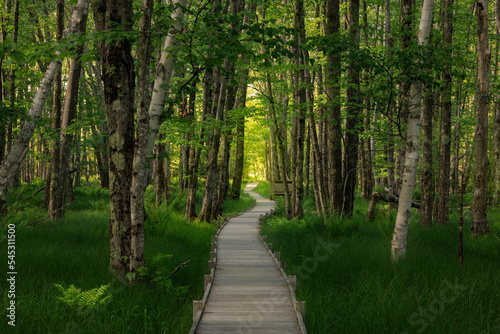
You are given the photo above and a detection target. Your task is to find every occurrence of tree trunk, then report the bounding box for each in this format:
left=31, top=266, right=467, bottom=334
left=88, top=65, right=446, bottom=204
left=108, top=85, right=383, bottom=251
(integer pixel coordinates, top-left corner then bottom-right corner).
left=343, top=0, right=360, bottom=217
left=360, top=0, right=373, bottom=201
left=471, top=0, right=490, bottom=236
left=46, top=0, right=64, bottom=216
left=420, top=82, right=434, bottom=226
left=267, top=72, right=292, bottom=219
left=395, top=0, right=415, bottom=195
left=186, top=69, right=211, bottom=219
left=94, top=0, right=136, bottom=280
left=292, top=0, right=306, bottom=219
left=325, top=0, right=343, bottom=214
left=154, top=140, right=166, bottom=207
left=437, top=0, right=453, bottom=225
left=55, top=9, right=88, bottom=217
left=198, top=60, right=229, bottom=222
left=391, top=0, right=434, bottom=260
left=385, top=0, right=396, bottom=209
left=229, top=59, right=249, bottom=200
left=494, top=0, right=500, bottom=205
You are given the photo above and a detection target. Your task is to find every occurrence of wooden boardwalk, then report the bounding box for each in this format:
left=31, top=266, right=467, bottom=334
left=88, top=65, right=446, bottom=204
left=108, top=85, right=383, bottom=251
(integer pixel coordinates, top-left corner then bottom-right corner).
left=191, top=181, right=306, bottom=334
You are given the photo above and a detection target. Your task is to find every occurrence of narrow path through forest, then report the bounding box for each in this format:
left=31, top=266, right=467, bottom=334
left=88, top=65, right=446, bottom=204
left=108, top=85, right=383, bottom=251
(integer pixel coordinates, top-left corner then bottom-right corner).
left=192, top=181, right=305, bottom=333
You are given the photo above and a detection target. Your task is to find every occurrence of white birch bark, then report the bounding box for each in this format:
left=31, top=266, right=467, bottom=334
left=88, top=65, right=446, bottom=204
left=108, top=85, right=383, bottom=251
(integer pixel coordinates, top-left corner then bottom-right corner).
left=0, top=0, right=89, bottom=200
left=146, top=0, right=186, bottom=156
left=130, top=0, right=186, bottom=276
left=391, top=0, right=434, bottom=260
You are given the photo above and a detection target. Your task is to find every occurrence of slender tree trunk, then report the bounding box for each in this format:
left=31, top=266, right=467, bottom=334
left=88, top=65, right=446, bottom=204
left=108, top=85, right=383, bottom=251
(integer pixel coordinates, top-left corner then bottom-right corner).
left=471, top=0, right=490, bottom=235
left=437, top=0, right=453, bottom=225
left=308, top=103, right=329, bottom=217
left=391, top=0, right=434, bottom=260
left=360, top=0, right=373, bottom=201
left=325, top=0, right=343, bottom=214
left=385, top=0, right=396, bottom=207
left=8, top=0, right=19, bottom=187
left=420, top=82, right=434, bottom=226
left=55, top=10, right=88, bottom=217
left=154, top=140, right=166, bottom=207
left=267, top=72, right=292, bottom=219
left=186, top=69, right=210, bottom=219
left=229, top=59, right=249, bottom=199
left=394, top=0, right=415, bottom=195
left=46, top=0, right=64, bottom=215
left=343, top=0, right=361, bottom=217
left=292, top=0, right=306, bottom=219
left=494, top=0, right=500, bottom=205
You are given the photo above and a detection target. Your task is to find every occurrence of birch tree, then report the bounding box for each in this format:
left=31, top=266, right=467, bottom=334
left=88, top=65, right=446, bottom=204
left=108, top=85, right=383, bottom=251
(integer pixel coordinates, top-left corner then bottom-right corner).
left=391, top=0, right=434, bottom=260
left=130, top=0, right=187, bottom=278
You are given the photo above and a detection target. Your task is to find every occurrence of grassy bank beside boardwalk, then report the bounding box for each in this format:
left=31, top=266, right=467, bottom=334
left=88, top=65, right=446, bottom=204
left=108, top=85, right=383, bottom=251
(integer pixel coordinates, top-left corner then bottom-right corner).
left=254, top=181, right=500, bottom=334
left=0, top=180, right=254, bottom=333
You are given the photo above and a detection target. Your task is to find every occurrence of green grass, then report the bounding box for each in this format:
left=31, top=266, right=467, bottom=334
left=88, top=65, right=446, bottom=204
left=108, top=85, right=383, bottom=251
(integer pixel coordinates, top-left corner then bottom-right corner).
left=256, top=181, right=500, bottom=334
left=0, top=179, right=254, bottom=333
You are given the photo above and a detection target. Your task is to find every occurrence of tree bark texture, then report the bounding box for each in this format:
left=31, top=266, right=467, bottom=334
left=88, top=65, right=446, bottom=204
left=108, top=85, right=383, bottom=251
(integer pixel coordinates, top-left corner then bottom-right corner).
left=229, top=61, right=249, bottom=199
left=494, top=0, right=500, bottom=205
left=437, top=0, right=453, bottom=225
left=343, top=0, right=360, bottom=217
left=420, top=82, right=434, bottom=226
left=46, top=0, right=64, bottom=217
left=55, top=8, right=88, bottom=217
left=471, top=0, right=490, bottom=236
left=94, top=0, right=136, bottom=280
left=325, top=0, right=343, bottom=214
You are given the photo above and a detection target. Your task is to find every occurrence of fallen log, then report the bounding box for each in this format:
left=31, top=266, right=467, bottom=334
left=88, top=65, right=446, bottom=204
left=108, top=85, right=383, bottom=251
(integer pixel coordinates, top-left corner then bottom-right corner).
left=367, top=192, right=421, bottom=221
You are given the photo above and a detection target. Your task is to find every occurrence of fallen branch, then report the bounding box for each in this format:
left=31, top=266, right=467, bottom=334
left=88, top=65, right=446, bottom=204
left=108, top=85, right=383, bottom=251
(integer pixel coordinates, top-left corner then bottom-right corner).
left=377, top=192, right=421, bottom=209
left=367, top=192, right=420, bottom=222
left=22, top=186, right=45, bottom=201
left=167, top=260, right=191, bottom=279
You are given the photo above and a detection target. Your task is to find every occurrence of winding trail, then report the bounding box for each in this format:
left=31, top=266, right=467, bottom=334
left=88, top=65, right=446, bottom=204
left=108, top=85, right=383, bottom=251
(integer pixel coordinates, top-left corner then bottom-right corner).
left=191, top=181, right=305, bottom=333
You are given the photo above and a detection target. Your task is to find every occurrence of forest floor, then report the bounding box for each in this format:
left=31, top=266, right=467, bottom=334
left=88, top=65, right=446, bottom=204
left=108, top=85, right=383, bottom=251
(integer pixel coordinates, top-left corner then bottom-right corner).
left=254, top=181, right=500, bottom=334
left=1, top=179, right=499, bottom=333
left=0, top=179, right=254, bottom=333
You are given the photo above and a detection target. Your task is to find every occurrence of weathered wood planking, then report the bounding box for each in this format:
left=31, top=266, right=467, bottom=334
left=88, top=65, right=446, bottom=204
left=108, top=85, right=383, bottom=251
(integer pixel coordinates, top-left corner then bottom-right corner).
left=193, top=182, right=304, bottom=334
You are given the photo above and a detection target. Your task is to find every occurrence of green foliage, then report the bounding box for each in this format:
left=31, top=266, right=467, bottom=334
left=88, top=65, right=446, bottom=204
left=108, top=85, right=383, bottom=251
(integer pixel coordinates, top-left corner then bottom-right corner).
left=54, top=284, right=112, bottom=311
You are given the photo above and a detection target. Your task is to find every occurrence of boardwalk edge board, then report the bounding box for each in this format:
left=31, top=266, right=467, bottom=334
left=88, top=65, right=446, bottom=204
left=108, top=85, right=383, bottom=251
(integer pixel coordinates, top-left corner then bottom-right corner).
left=258, top=214, right=308, bottom=334
left=189, top=192, right=256, bottom=334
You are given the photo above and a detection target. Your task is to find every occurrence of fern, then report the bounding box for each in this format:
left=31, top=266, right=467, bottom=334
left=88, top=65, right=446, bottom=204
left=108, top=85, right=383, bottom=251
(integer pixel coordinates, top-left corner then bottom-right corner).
left=54, top=284, right=112, bottom=311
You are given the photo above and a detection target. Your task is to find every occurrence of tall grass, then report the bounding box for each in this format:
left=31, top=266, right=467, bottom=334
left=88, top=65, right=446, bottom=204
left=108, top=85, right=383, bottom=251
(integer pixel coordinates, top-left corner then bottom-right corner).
left=0, top=179, right=254, bottom=333
left=257, top=181, right=500, bottom=334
